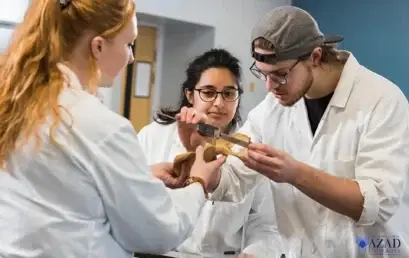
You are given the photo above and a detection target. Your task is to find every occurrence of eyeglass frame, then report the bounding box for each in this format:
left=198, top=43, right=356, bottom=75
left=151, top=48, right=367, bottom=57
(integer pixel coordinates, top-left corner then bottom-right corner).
left=249, top=53, right=311, bottom=85
left=193, top=87, right=243, bottom=102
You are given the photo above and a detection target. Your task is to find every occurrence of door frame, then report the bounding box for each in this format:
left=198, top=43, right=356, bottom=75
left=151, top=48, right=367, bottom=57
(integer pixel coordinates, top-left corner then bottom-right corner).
left=120, top=20, right=165, bottom=121
left=121, top=43, right=137, bottom=119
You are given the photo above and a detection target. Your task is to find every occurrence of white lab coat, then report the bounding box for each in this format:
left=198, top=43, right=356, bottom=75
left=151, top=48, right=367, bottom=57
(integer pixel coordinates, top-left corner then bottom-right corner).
left=0, top=64, right=208, bottom=258
left=138, top=122, right=284, bottom=257
left=0, top=172, right=51, bottom=258
left=214, top=54, right=409, bottom=258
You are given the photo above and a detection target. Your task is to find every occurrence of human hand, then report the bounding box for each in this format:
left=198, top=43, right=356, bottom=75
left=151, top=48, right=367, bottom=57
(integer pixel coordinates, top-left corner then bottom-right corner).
left=151, top=162, right=187, bottom=189
left=240, top=143, right=299, bottom=184
left=190, top=145, right=227, bottom=191
left=176, top=107, right=210, bottom=151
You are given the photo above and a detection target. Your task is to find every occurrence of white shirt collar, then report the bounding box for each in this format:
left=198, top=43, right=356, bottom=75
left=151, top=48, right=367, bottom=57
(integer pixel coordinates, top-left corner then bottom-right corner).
left=329, top=52, right=361, bottom=108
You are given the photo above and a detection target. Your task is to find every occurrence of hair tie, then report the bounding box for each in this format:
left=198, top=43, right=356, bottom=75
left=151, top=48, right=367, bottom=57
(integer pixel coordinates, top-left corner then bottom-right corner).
left=59, top=0, right=71, bottom=10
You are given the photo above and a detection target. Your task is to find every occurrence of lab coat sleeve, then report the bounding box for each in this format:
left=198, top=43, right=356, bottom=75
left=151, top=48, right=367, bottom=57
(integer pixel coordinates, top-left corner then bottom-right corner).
left=237, top=120, right=263, bottom=144
left=355, top=92, right=409, bottom=226
left=242, top=180, right=285, bottom=258
left=91, top=123, right=206, bottom=254
left=210, top=157, right=262, bottom=202
left=136, top=123, right=151, bottom=159
left=211, top=106, right=264, bottom=201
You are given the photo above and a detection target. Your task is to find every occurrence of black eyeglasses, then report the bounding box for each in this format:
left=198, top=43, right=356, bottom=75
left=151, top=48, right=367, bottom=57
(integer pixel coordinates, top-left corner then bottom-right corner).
left=194, top=88, right=242, bottom=102
left=250, top=60, right=301, bottom=85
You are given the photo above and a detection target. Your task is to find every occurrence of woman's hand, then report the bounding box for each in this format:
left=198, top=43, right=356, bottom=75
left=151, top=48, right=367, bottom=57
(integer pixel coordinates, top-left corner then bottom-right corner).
left=190, top=145, right=227, bottom=191
left=151, top=162, right=188, bottom=189
left=176, top=107, right=210, bottom=151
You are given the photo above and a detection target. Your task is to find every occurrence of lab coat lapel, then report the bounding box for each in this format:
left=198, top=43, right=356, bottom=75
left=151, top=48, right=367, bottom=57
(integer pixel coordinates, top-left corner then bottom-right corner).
left=326, top=54, right=360, bottom=109
left=289, top=100, right=313, bottom=160
left=310, top=53, right=360, bottom=149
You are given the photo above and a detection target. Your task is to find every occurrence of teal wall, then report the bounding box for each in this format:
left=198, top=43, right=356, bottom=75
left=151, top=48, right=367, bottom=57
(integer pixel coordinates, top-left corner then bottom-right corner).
left=293, top=0, right=409, bottom=96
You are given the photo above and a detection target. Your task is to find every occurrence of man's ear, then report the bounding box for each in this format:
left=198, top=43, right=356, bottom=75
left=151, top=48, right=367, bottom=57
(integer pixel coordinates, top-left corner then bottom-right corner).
left=185, top=89, right=194, bottom=104
left=310, top=47, right=322, bottom=67
left=90, top=36, right=105, bottom=60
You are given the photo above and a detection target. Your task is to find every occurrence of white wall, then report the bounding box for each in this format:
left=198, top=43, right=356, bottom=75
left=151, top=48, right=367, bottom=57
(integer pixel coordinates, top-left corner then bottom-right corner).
left=1, top=0, right=293, bottom=119
left=0, top=0, right=29, bottom=25
left=0, top=27, right=13, bottom=52
left=110, top=0, right=292, bottom=119
left=158, top=20, right=214, bottom=112
left=0, top=0, right=30, bottom=52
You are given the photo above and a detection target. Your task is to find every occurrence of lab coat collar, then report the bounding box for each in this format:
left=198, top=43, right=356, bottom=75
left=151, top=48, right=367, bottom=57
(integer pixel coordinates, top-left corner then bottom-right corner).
left=57, top=63, right=105, bottom=102
left=329, top=53, right=361, bottom=108
left=57, top=63, right=85, bottom=91
left=290, top=54, right=361, bottom=144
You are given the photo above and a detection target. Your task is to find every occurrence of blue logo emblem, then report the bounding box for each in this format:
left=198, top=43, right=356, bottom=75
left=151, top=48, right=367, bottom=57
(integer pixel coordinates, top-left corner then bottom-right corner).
left=356, top=236, right=369, bottom=248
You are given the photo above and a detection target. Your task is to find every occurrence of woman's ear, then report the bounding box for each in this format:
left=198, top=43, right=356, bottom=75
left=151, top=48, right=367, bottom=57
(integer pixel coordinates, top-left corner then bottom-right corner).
left=90, top=36, right=105, bottom=60
left=185, top=89, right=194, bottom=104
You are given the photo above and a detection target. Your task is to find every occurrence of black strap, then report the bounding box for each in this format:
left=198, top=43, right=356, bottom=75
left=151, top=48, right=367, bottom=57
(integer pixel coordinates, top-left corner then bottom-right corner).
left=251, top=36, right=325, bottom=64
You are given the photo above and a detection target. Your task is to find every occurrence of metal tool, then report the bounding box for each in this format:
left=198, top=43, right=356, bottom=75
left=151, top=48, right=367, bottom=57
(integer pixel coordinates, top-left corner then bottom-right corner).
left=157, top=113, right=249, bottom=148
left=157, top=113, right=218, bottom=136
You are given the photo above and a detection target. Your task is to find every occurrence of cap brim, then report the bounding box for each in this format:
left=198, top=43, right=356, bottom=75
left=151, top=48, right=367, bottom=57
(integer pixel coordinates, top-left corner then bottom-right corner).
left=324, top=35, right=344, bottom=44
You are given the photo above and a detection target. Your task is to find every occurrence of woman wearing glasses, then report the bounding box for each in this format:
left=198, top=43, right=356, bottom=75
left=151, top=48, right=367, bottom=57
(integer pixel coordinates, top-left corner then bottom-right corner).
left=137, top=48, right=280, bottom=257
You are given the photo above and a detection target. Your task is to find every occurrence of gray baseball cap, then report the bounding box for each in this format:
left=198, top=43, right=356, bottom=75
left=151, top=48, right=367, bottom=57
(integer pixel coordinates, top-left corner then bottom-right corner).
left=251, top=6, right=343, bottom=64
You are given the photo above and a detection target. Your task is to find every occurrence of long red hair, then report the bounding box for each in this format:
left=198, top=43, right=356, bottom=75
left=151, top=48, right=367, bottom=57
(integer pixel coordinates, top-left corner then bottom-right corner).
left=0, top=0, right=135, bottom=168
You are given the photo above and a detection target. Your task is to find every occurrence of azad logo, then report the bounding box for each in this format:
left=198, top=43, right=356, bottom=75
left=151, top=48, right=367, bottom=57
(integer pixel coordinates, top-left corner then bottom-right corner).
left=356, top=235, right=401, bottom=255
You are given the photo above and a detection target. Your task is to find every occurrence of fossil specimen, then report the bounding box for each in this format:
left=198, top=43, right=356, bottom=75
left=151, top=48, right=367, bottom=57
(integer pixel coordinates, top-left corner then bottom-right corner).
left=173, top=133, right=250, bottom=176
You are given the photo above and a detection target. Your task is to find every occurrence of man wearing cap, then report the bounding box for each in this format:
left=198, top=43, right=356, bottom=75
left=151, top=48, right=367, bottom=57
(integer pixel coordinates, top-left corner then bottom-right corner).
left=223, top=5, right=409, bottom=257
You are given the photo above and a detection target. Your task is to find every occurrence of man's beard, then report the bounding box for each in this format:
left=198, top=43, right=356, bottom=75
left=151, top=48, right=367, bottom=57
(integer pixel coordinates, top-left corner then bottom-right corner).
left=281, top=71, right=313, bottom=107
